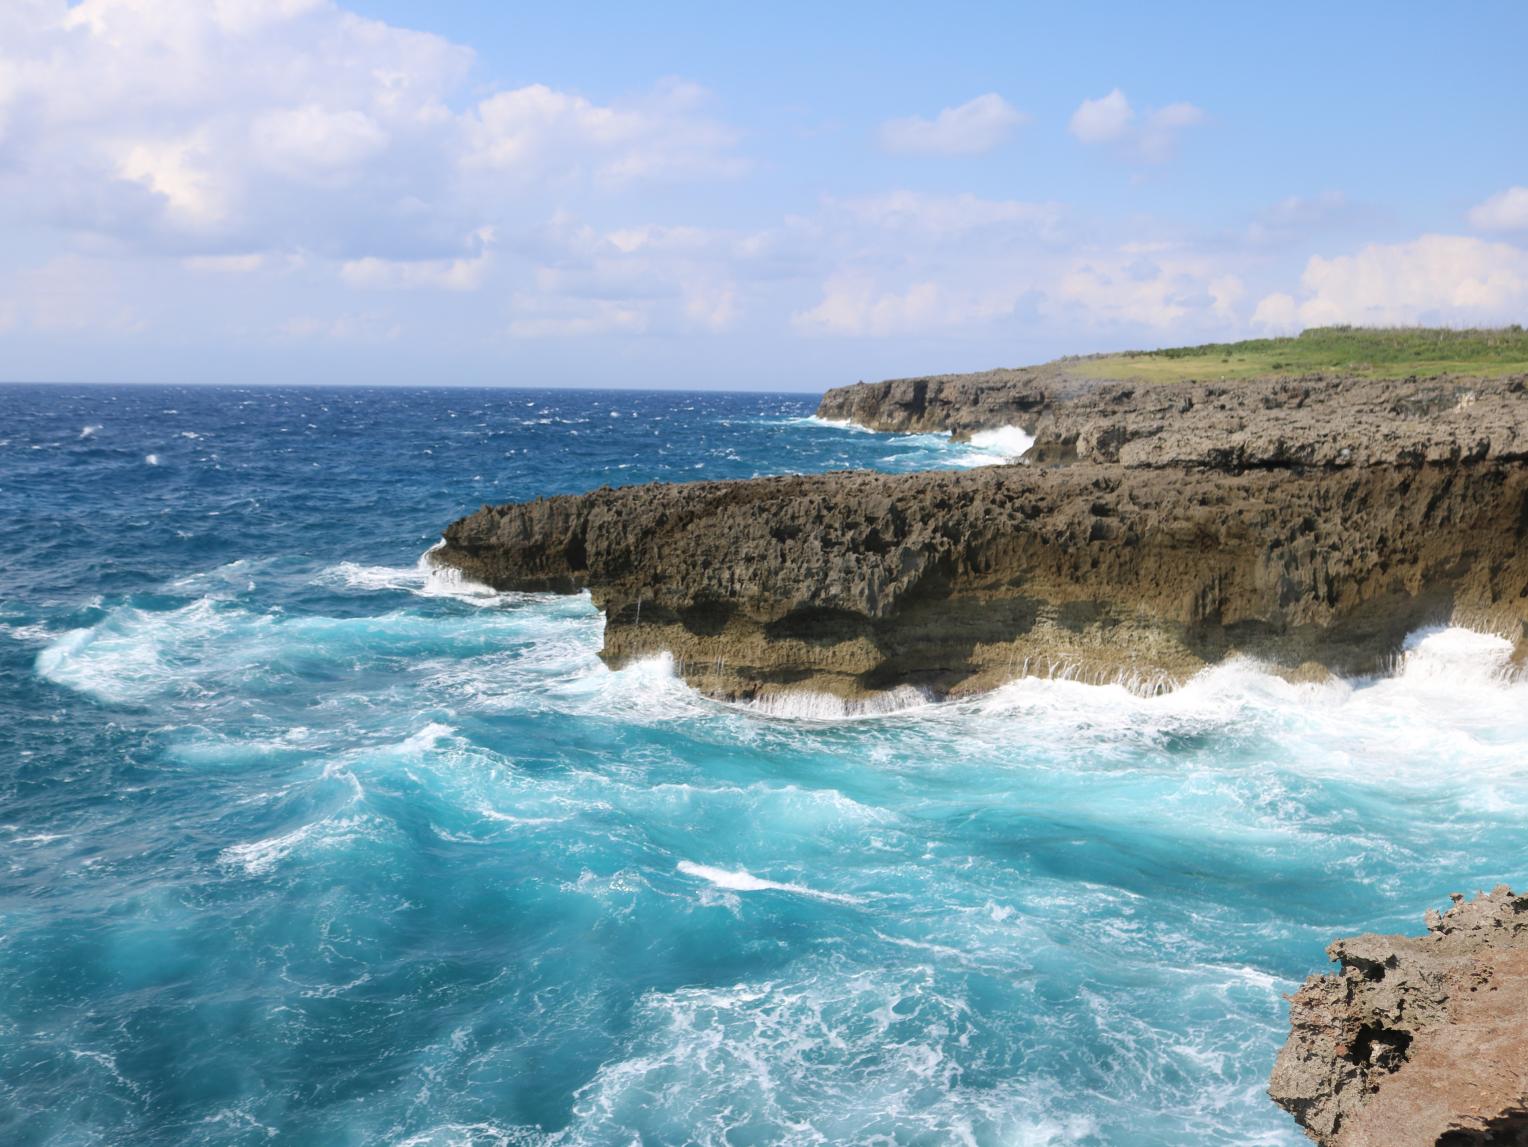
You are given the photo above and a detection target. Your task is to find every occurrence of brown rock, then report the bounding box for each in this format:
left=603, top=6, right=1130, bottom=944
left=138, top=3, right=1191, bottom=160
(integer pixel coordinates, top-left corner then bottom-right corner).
left=433, top=370, right=1528, bottom=704
left=1270, top=887, right=1528, bottom=1146
left=434, top=456, right=1528, bottom=703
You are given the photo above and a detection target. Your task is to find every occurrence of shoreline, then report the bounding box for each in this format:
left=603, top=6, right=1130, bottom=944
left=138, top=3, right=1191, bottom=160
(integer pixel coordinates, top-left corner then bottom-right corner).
left=433, top=368, right=1528, bottom=703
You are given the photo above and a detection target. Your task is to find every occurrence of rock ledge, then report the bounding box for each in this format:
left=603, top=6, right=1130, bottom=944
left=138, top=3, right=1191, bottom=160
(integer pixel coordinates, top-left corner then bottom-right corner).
left=1271, top=887, right=1528, bottom=1146
left=435, top=371, right=1528, bottom=702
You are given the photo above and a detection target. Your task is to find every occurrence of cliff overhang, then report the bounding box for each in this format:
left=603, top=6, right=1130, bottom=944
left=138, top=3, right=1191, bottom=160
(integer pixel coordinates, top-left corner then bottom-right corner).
left=434, top=371, right=1528, bottom=703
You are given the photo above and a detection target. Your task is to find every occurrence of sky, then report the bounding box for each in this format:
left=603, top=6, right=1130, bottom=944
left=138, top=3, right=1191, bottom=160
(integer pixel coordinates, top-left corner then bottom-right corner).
left=1, top=0, right=1525, bottom=390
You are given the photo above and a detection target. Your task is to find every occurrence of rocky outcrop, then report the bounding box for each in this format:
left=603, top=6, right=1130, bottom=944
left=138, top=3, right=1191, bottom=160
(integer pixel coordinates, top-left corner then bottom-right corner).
left=818, top=371, right=1528, bottom=468
left=436, top=368, right=1528, bottom=702
left=813, top=368, right=1062, bottom=437
left=1271, top=887, right=1528, bottom=1146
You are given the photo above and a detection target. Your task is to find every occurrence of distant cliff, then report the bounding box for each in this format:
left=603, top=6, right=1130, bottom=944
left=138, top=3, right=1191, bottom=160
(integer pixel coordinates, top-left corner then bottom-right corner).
left=435, top=372, right=1528, bottom=704
left=813, top=368, right=1059, bottom=437
left=816, top=370, right=1528, bottom=468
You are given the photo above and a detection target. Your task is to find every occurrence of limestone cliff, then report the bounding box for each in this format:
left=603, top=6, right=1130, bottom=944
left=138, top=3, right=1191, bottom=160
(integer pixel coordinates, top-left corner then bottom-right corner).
left=1271, top=887, right=1528, bottom=1146
left=434, top=372, right=1528, bottom=703
left=812, top=368, right=1060, bottom=437
left=817, top=371, right=1528, bottom=469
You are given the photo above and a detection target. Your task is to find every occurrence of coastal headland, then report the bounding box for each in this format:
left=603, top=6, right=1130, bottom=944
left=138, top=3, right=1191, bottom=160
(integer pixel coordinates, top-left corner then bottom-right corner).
left=433, top=328, right=1528, bottom=704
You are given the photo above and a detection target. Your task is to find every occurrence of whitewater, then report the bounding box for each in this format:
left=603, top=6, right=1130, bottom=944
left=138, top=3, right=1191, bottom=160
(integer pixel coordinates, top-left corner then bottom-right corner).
left=2, top=384, right=1524, bottom=1146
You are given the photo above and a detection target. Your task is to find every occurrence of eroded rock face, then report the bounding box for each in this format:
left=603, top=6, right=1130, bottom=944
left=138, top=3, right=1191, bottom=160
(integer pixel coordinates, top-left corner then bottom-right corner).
left=813, top=368, right=1059, bottom=437
left=1271, top=887, right=1528, bottom=1146
left=817, top=372, right=1528, bottom=469
left=436, top=455, right=1528, bottom=702
left=434, top=370, right=1528, bottom=703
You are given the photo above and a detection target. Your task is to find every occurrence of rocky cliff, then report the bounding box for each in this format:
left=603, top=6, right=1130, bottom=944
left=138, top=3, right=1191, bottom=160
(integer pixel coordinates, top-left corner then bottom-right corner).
left=812, top=367, right=1062, bottom=437
left=817, top=370, right=1528, bottom=469
left=434, top=372, right=1528, bottom=704
left=1271, top=887, right=1528, bottom=1146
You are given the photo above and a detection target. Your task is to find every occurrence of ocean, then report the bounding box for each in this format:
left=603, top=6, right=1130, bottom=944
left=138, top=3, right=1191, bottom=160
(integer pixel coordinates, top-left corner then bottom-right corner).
left=2, top=383, right=1524, bottom=1146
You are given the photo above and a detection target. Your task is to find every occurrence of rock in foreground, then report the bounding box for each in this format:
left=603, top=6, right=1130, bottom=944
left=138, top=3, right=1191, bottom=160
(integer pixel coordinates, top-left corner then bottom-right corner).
left=1271, top=887, right=1528, bottom=1146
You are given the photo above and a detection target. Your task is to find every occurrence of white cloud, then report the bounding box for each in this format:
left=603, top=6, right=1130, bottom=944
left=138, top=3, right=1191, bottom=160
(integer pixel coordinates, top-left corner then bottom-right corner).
left=0, top=1, right=743, bottom=270
left=340, top=228, right=495, bottom=290
left=1249, top=292, right=1299, bottom=331
left=1069, top=89, right=1204, bottom=163
left=1252, top=235, right=1528, bottom=330
left=1136, top=102, right=1205, bottom=163
left=250, top=104, right=390, bottom=181
left=339, top=252, right=491, bottom=291
left=878, top=94, right=1027, bottom=156
left=1068, top=89, right=1133, bottom=145
left=1468, top=187, right=1528, bottom=233
left=462, top=79, right=744, bottom=184
left=498, top=213, right=748, bottom=337
left=115, top=134, right=227, bottom=225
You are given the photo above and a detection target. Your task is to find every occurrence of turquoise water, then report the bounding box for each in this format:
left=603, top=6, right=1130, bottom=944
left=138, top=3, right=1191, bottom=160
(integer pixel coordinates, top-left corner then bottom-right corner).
left=2, top=384, right=1525, bottom=1146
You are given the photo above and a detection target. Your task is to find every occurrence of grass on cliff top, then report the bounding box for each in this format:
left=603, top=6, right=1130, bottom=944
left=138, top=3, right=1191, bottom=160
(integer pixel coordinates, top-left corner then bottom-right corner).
left=1066, top=326, right=1528, bottom=382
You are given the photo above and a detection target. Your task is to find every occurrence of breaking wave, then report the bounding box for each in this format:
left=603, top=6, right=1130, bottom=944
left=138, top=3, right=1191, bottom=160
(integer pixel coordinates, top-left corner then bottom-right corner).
left=10, top=385, right=1528, bottom=1146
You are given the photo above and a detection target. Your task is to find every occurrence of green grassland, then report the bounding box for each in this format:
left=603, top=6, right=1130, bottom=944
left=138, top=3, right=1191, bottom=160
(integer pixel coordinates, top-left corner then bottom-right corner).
left=1066, top=326, right=1528, bottom=382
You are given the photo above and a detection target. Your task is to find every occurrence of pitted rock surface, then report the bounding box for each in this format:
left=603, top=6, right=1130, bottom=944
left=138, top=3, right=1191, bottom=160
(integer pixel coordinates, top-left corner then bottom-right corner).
left=816, top=371, right=1528, bottom=469
left=436, top=452, right=1528, bottom=702
left=1271, top=887, right=1528, bottom=1146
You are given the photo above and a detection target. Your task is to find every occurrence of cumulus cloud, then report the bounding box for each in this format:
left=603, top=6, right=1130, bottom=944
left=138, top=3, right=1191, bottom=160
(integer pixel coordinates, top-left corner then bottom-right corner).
left=791, top=194, right=1244, bottom=339
left=462, top=78, right=744, bottom=184
left=1068, top=89, right=1134, bottom=145
left=878, top=94, right=1028, bottom=156
left=339, top=252, right=492, bottom=292
left=1068, top=89, right=1204, bottom=163
left=1468, top=187, right=1528, bottom=233
left=249, top=104, right=391, bottom=182
left=1252, top=235, right=1528, bottom=330
left=0, top=1, right=744, bottom=273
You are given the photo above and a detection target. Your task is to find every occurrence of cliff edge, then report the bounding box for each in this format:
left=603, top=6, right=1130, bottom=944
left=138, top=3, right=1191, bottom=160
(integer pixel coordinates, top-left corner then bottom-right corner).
left=435, top=370, right=1528, bottom=704
left=1271, top=887, right=1528, bottom=1146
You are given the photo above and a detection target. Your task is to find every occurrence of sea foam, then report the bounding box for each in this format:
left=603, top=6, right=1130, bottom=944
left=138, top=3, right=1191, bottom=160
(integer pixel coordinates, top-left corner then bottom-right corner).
left=676, top=860, right=861, bottom=904
left=956, top=424, right=1036, bottom=466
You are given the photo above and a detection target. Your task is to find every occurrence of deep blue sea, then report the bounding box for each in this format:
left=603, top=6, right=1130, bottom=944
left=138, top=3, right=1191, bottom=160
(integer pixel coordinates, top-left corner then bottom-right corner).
left=3, top=384, right=1526, bottom=1146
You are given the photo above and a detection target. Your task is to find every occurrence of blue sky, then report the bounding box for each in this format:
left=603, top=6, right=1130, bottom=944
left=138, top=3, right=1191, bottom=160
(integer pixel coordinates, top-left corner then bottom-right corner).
left=2, top=0, right=1525, bottom=390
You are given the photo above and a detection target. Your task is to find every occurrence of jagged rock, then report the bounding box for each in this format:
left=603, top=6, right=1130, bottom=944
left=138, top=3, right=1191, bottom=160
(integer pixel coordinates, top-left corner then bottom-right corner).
left=435, top=450, right=1528, bottom=702
left=817, top=372, right=1528, bottom=469
left=1271, top=887, right=1528, bottom=1146
left=813, top=368, right=1060, bottom=437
